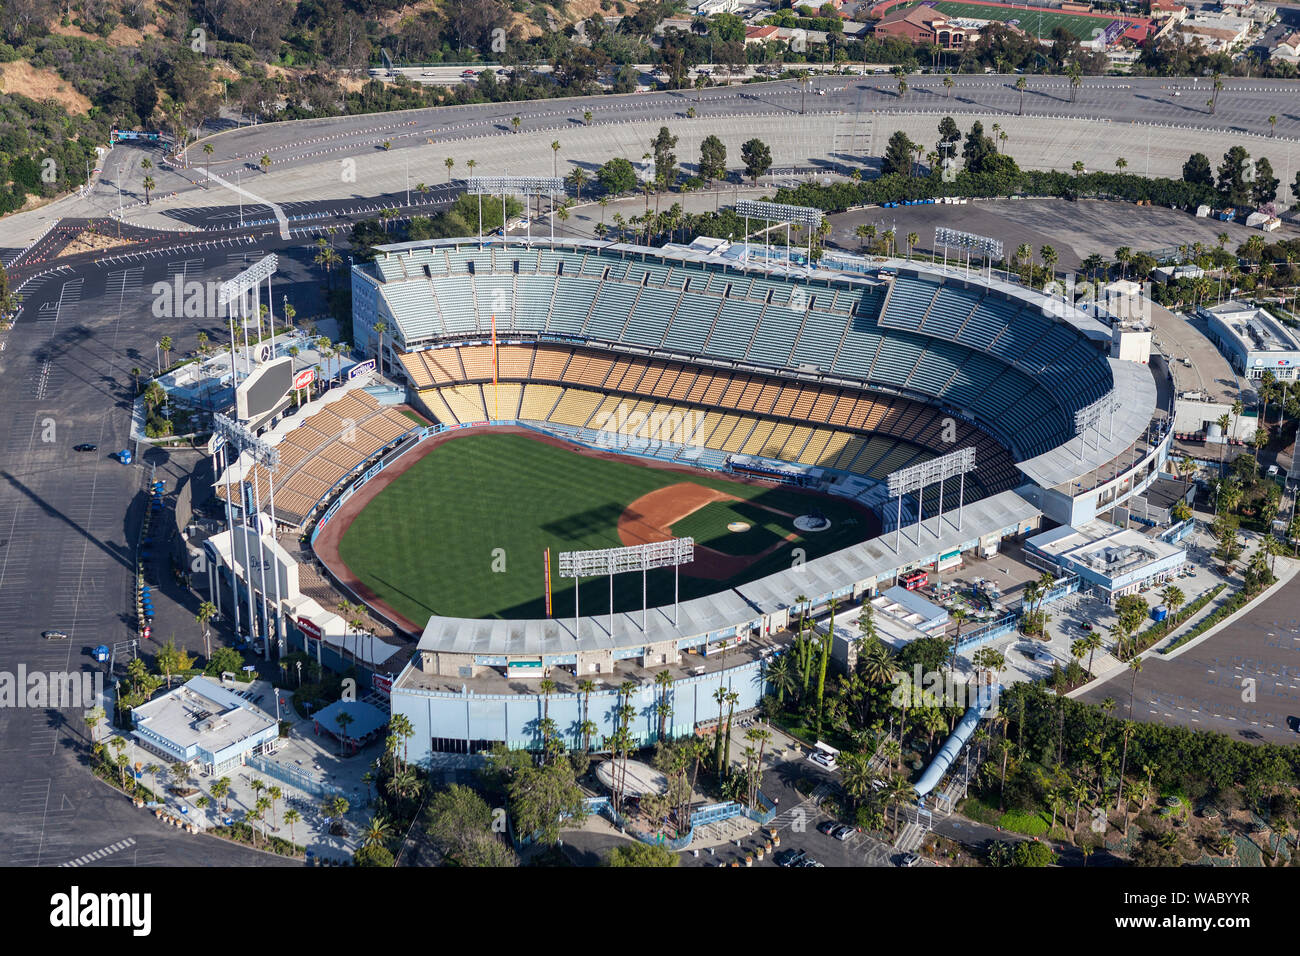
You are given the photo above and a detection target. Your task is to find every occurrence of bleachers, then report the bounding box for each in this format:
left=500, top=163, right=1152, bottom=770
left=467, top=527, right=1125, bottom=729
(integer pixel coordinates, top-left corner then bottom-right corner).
left=219, top=388, right=418, bottom=525
left=376, top=247, right=1111, bottom=464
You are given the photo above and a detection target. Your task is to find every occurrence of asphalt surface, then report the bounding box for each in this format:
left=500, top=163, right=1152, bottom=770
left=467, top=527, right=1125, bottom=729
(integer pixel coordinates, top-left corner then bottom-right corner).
left=191, top=75, right=1300, bottom=174
left=1079, top=563, right=1300, bottom=746
left=0, top=229, right=337, bottom=866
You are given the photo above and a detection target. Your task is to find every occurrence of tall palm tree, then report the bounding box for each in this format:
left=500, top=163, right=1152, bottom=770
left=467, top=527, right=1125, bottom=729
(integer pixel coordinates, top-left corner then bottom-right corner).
left=314, top=243, right=341, bottom=290
left=948, top=607, right=967, bottom=678
left=1127, top=657, right=1143, bottom=720
left=1216, top=413, right=1231, bottom=476
left=195, top=601, right=216, bottom=660
left=654, top=670, right=674, bottom=741
left=283, top=808, right=300, bottom=844
left=1015, top=75, right=1027, bottom=115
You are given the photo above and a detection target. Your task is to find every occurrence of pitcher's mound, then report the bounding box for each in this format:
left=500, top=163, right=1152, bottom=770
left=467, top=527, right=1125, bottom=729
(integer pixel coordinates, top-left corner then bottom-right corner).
left=794, top=513, right=831, bottom=533
left=727, top=521, right=751, bottom=533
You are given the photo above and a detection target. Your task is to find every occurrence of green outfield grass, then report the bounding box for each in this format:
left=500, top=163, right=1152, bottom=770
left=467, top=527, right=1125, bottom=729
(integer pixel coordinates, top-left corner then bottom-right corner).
left=904, top=0, right=1119, bottom=40
left=336, top=432, right=875, bottom=623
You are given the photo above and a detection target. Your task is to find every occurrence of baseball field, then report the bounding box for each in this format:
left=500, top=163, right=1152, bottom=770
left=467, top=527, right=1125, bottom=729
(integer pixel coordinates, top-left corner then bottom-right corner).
left=333, top=431, right=877, bottom=625
left=903, top=0, right=1129, bottom=40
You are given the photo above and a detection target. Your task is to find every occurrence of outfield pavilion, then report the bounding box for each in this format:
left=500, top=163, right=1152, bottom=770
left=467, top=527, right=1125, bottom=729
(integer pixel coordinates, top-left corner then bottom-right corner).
left=321, top=237, right=1172, bottom=762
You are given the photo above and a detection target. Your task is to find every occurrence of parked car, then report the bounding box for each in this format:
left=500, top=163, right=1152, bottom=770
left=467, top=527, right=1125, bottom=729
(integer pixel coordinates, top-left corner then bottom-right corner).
left=817, top=820, right=839, bottom=836
left=73, top=443, right=98, bottom=452
left=42, top=630, right=69, bottom=640
left=798, top=858, right=825, bottom=867
left=899, top=852, right=922, bottom=867
left=832, top=824, right=854, bottom=841
left=776, top=848, right=808, bottom=867
left=808, top=750, right=837, bottom=771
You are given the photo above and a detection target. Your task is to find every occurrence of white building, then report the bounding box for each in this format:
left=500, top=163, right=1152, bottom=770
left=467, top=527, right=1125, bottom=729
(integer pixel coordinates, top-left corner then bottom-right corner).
left=131, top=676, right=280, bottom=774
left=1025, top=521, right=1186, bottom=604
left=1201, top=300, right=1300, bottom=382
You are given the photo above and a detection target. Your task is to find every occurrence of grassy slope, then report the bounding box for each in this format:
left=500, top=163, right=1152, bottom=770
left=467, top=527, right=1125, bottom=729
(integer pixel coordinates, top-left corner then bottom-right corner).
left=336, top=432, right=873, bottom=622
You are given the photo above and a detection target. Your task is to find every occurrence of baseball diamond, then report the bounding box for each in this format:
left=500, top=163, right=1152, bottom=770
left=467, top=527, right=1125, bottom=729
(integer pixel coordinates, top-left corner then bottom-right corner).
left=329, top=430, right=879, bottom=625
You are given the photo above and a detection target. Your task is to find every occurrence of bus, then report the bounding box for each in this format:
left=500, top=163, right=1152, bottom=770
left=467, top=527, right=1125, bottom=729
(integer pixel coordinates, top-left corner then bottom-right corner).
left=901, top=569, right=928, bottom=591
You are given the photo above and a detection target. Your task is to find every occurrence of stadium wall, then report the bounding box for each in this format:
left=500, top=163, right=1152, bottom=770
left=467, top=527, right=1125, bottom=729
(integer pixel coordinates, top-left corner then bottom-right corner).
left=391, top=655, right=767, bottom=763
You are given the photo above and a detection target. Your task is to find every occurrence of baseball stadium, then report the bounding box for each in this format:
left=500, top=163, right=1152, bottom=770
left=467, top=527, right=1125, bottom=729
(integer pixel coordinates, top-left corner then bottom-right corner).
left=203, top=236, right=1168, bottom=762
left=879, top=0, right=1156, bottom=42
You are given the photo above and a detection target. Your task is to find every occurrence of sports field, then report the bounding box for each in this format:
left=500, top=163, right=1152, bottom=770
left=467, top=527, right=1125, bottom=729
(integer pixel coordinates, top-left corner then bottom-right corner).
left=904, top=0, right=1125, bottom=40
left=335, top=432, right=876, bottom=623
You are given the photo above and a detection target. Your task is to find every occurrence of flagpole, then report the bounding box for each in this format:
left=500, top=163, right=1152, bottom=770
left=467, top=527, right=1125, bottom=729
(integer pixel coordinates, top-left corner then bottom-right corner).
left=491, top=313, right=499, bottom=421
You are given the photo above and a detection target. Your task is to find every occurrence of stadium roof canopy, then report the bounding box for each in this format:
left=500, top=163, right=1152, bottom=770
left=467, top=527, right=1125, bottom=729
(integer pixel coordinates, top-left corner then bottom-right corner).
left=415, top=489, right=1040, bottom=657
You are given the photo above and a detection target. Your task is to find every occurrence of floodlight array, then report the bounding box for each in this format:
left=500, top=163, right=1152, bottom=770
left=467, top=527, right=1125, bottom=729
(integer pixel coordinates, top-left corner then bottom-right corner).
left=735, top=199, right=822, bottom=228
left=558, top=538, right=694, bottom=578
left=1073, top=392, right=1114, bottom=437
left=887, top=447, right=976, bottom=498
left=934, top=227, right=1003, bottom=260
left=465, top=176, right=565, bottom=196
left=214, top=412, right=280, bottom=469
left=218, top=254, right=278, bottom=306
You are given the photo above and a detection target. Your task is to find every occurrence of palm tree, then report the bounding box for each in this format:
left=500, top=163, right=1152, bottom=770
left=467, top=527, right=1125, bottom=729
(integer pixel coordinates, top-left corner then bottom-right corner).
left=259, top=154, right=271, bottom=174
left=511, top=116, right=521, bottom=134
left=1114, top=157, right=1127, bottom=173
left=905, top=231, right=918, bottom=261
left=654, top=669, right=674, bottom=741
left=948, top=607, right=967, bottom=678
left=283, top=808, right=300, bottom=844
left=550, top=140, right=561, bottom=179
left=1216, top=413, right=1231, bottom=476
left=195, top=601, right=217, bottom=660
left=201, top=142, right=214, bottom=188
left=1269, top=114, right=1278, bottom=138
left=583, top=110, right=593, bottom=126
left=1068, top=62, right=1082, bottom=103
left=568, top=166, right=587, bottom=201
left=1081, top=631, right=1102, bottom=678
left=1127, top=657, right=1143, bottom=720
left=362, top=814, right=392, bottom=848
left=886, top=773, right=913, bottom=834
left=267, top=785, right=281, bottom=830
left=943, top=73, right=954, bottom=98
left=444, top=157, right=454, bottom=181
left=372, top=320, right=387, bottom=377
left=1014, top=75, right=1027, bottom=115
left=142, top=175, right=156, bottom=205
left=335, top=710, right=354, bottom=754
left=314, top=243, right=341, bottom=290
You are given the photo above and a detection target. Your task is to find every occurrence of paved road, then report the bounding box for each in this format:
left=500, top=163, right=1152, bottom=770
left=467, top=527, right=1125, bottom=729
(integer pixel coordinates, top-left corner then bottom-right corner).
left=0, top=228, right=338, bottom=866
left=190, top=75, right=1300, bottom=171
left=1078, top=559, right=1300, bottom=746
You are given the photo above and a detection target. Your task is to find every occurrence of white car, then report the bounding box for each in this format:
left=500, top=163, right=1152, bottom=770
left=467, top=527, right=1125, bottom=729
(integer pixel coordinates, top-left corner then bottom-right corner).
left=808, top=750, right=837, bottom=771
